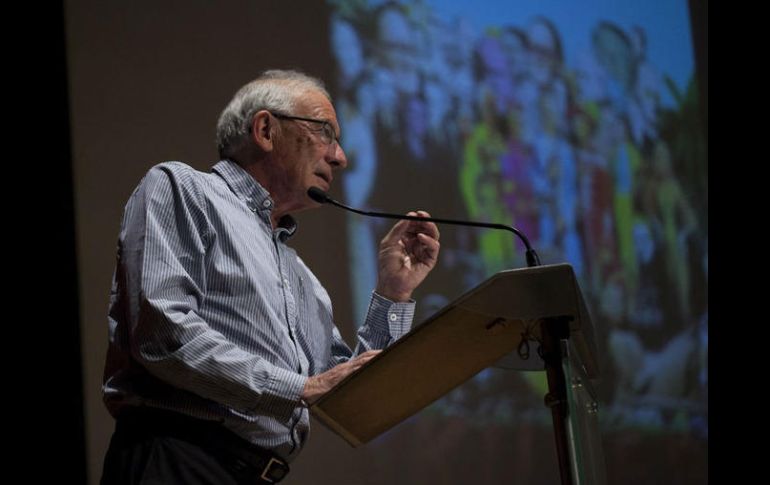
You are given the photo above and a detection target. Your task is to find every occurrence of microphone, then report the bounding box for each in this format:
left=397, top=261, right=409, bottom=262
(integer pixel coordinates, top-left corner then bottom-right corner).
left=307, top=187, right=541, bottom=267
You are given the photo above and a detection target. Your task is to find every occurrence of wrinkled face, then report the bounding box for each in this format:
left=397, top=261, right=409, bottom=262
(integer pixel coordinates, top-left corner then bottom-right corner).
left=271, top=89, right=348, bottom=212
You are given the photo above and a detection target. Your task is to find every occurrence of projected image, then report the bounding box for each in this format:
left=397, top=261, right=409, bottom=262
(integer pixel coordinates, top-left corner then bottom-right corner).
left=329, top=0, right=706, bottom=446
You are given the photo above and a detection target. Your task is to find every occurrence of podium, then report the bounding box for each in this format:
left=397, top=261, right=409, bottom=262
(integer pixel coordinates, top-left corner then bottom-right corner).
left=311, top=263, right=607, bottom=485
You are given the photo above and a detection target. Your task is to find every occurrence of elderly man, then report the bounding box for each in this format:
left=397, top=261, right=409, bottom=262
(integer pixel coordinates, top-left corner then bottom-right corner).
left=100, top=70, right=440, bottom=484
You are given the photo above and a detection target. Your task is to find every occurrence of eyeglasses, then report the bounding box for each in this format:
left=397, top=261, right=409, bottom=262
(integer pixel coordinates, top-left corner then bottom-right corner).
left=269, top=112, right=339, bottom=146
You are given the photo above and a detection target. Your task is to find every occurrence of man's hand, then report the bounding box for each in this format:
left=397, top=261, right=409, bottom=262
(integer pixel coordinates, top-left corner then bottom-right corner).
left=376, top=211, right=440, bottom=302
left=301, top=350, right=381, bottom=404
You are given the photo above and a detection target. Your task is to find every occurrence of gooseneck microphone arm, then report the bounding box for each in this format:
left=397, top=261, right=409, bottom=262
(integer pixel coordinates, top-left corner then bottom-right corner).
left=307, top=187, right=541, bottom=267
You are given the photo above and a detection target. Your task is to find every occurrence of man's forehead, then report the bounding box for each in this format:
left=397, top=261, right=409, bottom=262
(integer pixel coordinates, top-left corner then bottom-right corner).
left=295, top=90, right=340, bottom=131
left=295, top=90, right=334, bottom=114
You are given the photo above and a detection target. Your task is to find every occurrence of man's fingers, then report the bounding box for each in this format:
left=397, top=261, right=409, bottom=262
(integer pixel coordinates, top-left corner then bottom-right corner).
left=381, top=214, right=415, bottom=245
left=347, top=350, right=381, bottom=372
left=352, top=350, right=381, bottom=363
left=303, top=351, right=383, bottom=402
left=381, top=211, right=441, bottom=250
left=416, top=233, right=440, bottom=261
left=409, top=211, right=439, bottom=241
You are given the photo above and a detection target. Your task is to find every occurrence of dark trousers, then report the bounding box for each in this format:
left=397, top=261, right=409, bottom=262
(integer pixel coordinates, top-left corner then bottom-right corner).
left=100, top=408, right=289, bottom=485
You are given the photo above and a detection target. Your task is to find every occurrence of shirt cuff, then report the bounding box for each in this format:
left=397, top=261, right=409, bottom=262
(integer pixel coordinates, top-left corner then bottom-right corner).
left=260, top=367, right=308, bottom=422
left=369, top=291, right=416, bottom=339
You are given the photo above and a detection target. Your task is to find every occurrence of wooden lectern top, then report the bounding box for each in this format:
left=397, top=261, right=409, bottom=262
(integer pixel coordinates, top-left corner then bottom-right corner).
left=311, top=263, right=599, bottom=446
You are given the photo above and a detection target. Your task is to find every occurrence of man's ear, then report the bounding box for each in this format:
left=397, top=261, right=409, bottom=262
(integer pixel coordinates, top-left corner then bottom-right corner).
left=251, top=110, right=276, bottom=152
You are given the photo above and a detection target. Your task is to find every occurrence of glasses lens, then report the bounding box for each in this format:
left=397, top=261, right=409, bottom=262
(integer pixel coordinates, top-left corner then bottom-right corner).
left=323, top=123, right=336, bottom=145
left=322, top=123, right=335, bottom=145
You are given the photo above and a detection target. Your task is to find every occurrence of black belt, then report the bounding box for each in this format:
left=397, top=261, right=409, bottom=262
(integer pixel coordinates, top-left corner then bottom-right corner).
left=115, top=407, right=290, bottom=484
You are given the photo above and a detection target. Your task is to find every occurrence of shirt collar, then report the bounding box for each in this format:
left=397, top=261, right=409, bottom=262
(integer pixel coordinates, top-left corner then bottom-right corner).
left=211, top=159, right=298, bottom=239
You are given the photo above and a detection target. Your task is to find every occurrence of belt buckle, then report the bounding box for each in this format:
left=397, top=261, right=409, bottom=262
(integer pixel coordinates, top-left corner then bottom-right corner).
left=260, top=457, right=287, bottom=483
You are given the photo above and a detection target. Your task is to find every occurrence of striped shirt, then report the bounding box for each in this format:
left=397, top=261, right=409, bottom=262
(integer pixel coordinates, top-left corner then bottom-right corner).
left=103, top=160, right=415, bottom=461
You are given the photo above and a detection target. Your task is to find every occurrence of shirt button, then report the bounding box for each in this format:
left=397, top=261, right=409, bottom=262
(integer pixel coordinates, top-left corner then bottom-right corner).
left=262, top=199, right=272, bottom=208
left=389, top=313, right=398, bottom=322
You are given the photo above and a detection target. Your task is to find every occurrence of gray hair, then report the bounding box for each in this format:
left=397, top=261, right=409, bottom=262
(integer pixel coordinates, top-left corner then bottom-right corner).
left=215, top=69, right=331, bottom=159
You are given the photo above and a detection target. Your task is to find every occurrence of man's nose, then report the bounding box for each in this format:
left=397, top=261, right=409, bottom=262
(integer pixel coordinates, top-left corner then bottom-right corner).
left=327, top=142, right=348, bottom=169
